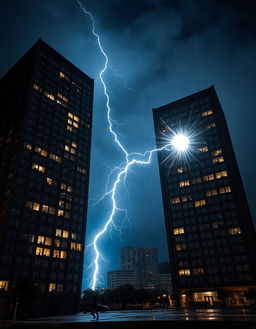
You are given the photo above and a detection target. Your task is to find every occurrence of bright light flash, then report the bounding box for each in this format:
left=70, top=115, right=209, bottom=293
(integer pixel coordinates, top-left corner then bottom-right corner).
left=171, top=134, right=190, bottom=152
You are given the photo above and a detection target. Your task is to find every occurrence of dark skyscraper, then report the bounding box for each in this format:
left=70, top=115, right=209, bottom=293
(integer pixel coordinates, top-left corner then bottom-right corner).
left=0, top=39, right=93, bottom=318
left=153, top=86, right=256, bottom=306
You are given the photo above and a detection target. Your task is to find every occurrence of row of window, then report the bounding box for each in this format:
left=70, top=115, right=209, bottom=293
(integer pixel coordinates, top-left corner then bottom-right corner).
left=173, top=226, right=242, bottom=236
left=33, top=83, right=68, bottom=109
left=37, top=235, right=82, bottom=250
left=179, top=268, right=204, bottom=276
left=179, top=171, right=228, bottom=187
left=25, top=201, right=70, bottom=218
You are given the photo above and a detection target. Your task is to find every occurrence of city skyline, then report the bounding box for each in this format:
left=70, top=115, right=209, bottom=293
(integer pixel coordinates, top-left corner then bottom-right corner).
left=0, top=0, right=255, bottom=290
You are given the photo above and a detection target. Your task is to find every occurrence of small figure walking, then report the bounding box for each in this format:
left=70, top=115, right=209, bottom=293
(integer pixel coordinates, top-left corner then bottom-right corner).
left=91, top=295, right=99, bottom=321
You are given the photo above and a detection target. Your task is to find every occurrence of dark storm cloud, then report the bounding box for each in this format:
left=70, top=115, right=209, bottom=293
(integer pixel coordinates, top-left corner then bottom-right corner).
left=0, top=0, right=255, bottom=288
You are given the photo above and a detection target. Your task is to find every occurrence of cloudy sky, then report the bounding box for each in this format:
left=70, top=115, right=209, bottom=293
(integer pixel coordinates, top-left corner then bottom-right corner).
left=0, top=0, right=256, bottom=289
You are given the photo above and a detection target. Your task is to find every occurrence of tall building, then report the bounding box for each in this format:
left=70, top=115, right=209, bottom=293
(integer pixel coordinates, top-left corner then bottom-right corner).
left=0, top=39, right=93, bottom=318
left=153, top=86, right=256, bottom=306
left=121, top=247, right=159, bottom=289
left=107, top=270, right=135, bottom=290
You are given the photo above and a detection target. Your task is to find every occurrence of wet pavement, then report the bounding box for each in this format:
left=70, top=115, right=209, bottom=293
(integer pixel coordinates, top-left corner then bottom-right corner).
left=3, top=308, right=256, bottom=323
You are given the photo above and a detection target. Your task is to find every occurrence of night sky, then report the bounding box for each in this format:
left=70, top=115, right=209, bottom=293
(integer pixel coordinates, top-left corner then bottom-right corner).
left=1, top=0, right=256, bottom=289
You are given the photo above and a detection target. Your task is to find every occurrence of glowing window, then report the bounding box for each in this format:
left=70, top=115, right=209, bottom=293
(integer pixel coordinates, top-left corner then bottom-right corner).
left=211, top=149, right=222, bottom=156
left=65, top=145, right=70, bottom=152
left=176, top=243, right=187, bottom=251
left=35, top=147, right=47, bottom=157
left=179, top=180, right=190, bottom=187
left=36, top=247, right=43, bottom=256
left=195, top=200, right=206, bottom=207
left=216, top=171, right=228, bottom=179
left=45, top=237, right=52, bottom=246
left=0, top=281, right=8, bottom=291
left=228, top=227, right=241, bottom=235
left=71, top=233, right=77, bottom=240
left=58, top=210, right=64, bottom=217
left=59, top=201, right=65, bottom=208
left=198, top=146, right=208, bottom=152
left=55, top=229, right=62, bottom=237
left=179, top=269, right=190, bottom=276
left=53, top=250, right=60, bottom=258
left=67, top=185, right=73, bottom=192
left=32, top=163, right=45, bottom=173
left=73, top=122, right=79, bottom=128
left=68, top=112, right=73, bottom=119
left=219, top=186, right=232, bottom=194
left=201, top=109, right=213, bottom=117
left=73, top=115, right=79, bottom=122
left=181, top=195, right=192, bottom=202
left=76, top=243, right=82, bottom=251
left=49, top=154, right=62, bottom=163
left=46, top=177, right=52, bottom=185
left=173, top=228, right=185, bottom=235
left=63, top=230, right=69, bottom=238
left=43, top=248, right=50, bottom=257
left=203, top=174, right=214, bottom=181
left=57, top=92, right=68, bottom=102
left=42, top=205, right=49, bottom=213
left=171, top=197, right=180, bottom=204
left=212, top=156, right=224, bottom=164
left=55, top=240, right=61, bottom=247
left=60, top=251, right=67, bottom=259
left=49, top=283, right=56, bottom=292
left=37, top=236, right=45, bottom=244
left=206, top=189, right=218, bottom=197
left=33, top=202, right=40, bottom=211
left=44, top=91, right=55, bottom=101
left=67, top=125, right=72, bottom=132
left=77, top=167, right=87, bottom=174
left=72, top=142, right=77, bottom=148
left=205, top=122, right=216, bottom=129
left=33, top=84, right=42, bottom=92
left=24, top=143, right=32, bottom=150
left=70, top=242, right=76, bottom=250
left=60, top=71, right=70, bottom=81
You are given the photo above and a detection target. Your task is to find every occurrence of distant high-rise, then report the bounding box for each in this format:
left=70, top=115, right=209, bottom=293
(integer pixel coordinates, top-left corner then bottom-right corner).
left=107, top=270, right=135, bottom=290
left=153, top=86, right=256, bottom=306
left=121, top=247, right=159, bottom=289
left=0, top=39, right=93, bottom=318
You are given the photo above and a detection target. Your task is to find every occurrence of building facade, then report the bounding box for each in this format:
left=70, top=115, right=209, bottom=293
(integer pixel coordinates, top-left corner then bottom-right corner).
left=121, top=247, right=159, bottom=289
left=153, top=86, right=256, bottom=306
left=0, top=39, right=93, bottom=318
left=107, top=270, right=135, bottom=290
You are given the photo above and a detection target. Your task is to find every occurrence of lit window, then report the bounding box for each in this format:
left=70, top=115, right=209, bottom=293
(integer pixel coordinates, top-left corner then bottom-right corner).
left=33, top=202, right=40, bottom=211
left=62, top=230, right=69, bottom=238
left=71, top=148, right=76, bottom=154
left=206, top=189, right=218, bottom=197
left=216, top=171, right=228, bottom=179
left=45, top=237, right=52, bottom=246
left=77, top=167, right=87, bottom=174
left=55, top=229, right=62, bottom=237
left=228, top=227, right=241, bottom=235
left=73, top=115, right=79, bottom=123
left=171, top=197, right=180, bottom=204
left=59, top=71, right=70, bottom=81
left=46, top=177, right=52, bottom=185
left=68, top=112, right=74, bottom=119
left=176, top=243, right=187, bottom=251
left=212, top=156, right=224, bottom=164
left=179, top=180, right=190, bottom=187
left=219, top=186, right=232, bottom=194
left=49, top=154, right=62, bottom=163
left=194, top=199, right=206, bottom=207
left=192, top=268, right=204, bottom=275
left=32, top=163, right=45, bottom=173
left=173, top=228, right=185, bottom=235
left=60, top=251, right=67, bottom=259
left=57, top=92, right=68, bottom=102
left=179, top=269, right=190, bottom=276
left=201, top=109, right=213, bottom=117
left=53, top=250, right=60, bottom=258
left=71, top=233, right=77, bottom=240
left=181, top=195, right=192, bottom=202
left=211, top=149, right=222, bottom=156
left=44, top=91, right=55, bottom=101
left=33, top=83, right=42, bottom=92
left=70, top=242, right=76, bottom=250
left=198, top=146, right=208, bottom=152
left=65, top=145, right=70, bottom=152
left=38, top=236, right=45, bottom=244
left=73, top=122, right=79, bottom=128
left=55, top=239, right=61, bottom=247
left=59, top=201, right=65, bottom=208
left=56, top=99, right=67, bottom=108
left=42, top=205, right=49, bottom=213
left=67, top=185, right=73, bottom=192
left=72, top=142, right=77, bottom=148
left=58, top=210, right=64, bottom=217
left=203, top=174, right=214, bottom=181
left=49, top=283, right=56, bottom=292
left=43, top=248, right=51, bottom=257
left=36, top=247, right=43, bottom=256
left=205, top=122, right=216, bottom=129
left=76, top=243, right=82, bottom=251
left=0, top=281, right=9, bottom=291
left=35, top=147, right=47, bottom=157
left=67, top=125, right=73, bottom=132
left=24, top=143, right=32, bottom=150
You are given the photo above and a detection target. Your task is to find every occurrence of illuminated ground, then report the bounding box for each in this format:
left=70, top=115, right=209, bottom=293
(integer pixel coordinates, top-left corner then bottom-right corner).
left=1, top=308, right=256, bottom=328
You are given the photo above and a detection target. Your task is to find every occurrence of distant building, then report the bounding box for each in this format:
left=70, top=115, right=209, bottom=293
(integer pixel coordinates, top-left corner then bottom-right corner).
left=121, top=247, right=159, bottom=289
left=153, top=86, right=256, bottom=307
left=107, top=270, right=135, bottom=290
left=159, top=262, right=171, bottom=274
left=155, top=274, right=173, bottom=294
left=0, top=39, right=93, bottom=318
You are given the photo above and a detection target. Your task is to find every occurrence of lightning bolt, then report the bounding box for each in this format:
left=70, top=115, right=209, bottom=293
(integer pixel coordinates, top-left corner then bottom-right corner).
left=76, top=1, right=178, bottom=290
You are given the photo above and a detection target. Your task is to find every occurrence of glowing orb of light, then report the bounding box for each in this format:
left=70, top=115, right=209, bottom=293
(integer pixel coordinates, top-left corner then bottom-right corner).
left=171, top=134, right=190, bottom=152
